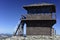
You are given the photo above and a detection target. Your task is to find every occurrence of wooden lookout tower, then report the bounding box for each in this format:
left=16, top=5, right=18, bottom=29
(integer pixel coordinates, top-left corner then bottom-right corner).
left=14, top=3, right=56, bottom=36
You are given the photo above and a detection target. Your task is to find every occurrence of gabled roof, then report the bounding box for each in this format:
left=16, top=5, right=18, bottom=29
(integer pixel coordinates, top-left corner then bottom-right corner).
left=23, top=3, right=56, bottom=13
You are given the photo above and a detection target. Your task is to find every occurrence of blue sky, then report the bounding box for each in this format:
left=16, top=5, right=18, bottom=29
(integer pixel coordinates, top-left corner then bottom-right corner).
left=0, top=0, right=60, bottom=35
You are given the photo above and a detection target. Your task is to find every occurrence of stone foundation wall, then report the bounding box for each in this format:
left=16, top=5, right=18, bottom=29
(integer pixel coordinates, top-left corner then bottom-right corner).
left=27, top=27, right=51, bottom=35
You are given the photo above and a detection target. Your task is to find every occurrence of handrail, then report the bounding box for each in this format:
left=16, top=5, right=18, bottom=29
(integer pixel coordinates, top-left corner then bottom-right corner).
left=13, top=21, right=24, bottom=36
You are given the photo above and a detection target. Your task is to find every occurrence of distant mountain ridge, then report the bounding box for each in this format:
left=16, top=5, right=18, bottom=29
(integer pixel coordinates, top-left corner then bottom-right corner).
left=0, top=33, right=12, bottom=38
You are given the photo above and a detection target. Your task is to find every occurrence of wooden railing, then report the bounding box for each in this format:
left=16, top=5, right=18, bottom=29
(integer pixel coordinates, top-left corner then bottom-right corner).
left=21, top=13, right=56, bottom=20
